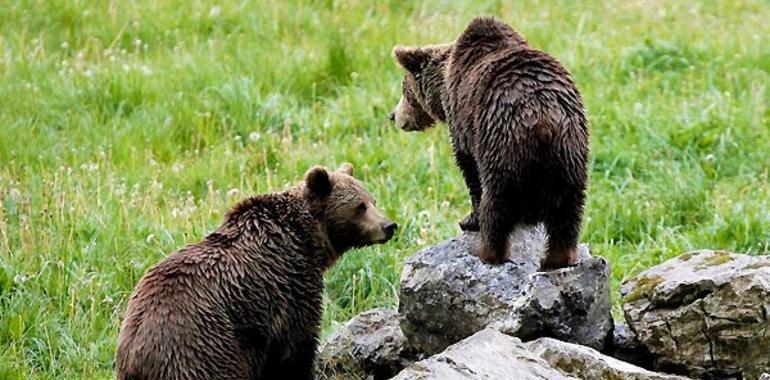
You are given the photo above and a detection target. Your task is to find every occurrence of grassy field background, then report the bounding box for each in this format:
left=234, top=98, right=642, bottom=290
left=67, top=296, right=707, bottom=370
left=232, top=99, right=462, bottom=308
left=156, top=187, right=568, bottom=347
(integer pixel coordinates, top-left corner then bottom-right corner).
left=1, top=0, right=769, bottom=378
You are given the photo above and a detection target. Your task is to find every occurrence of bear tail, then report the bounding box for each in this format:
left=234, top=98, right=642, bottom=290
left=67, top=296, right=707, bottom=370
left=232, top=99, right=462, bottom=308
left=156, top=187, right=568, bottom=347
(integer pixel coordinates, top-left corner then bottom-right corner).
left=456, top=17, right=525, bottom=51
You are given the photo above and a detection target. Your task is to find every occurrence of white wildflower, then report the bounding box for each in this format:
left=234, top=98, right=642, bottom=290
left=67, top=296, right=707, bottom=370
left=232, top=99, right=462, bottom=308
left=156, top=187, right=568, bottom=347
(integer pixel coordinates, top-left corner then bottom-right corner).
left=249, top=132, right=261, bottom=142
left=209, top=5, right=221, bottom=17
left=171, top=162, right=183, bottom=173
left=61, top=41, right=69, bottom=49
left=146, top=234, right=155, bottom=243
left=227, top=188, right=239, bottom=197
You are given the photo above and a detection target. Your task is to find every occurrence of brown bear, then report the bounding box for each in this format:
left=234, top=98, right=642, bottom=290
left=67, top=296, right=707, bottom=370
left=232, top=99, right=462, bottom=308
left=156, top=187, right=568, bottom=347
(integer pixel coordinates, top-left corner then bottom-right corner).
left=115, top=163, right=397, bottom=380
left=389, top=17, right=589, bottom=269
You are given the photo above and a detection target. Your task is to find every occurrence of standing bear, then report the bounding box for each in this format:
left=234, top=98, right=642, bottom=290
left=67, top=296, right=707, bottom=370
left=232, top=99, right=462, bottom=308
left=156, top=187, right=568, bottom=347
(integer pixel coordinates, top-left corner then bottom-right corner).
left=389, top=16, right=589, bottom=269
left=116, top=163, right=397, bottom=380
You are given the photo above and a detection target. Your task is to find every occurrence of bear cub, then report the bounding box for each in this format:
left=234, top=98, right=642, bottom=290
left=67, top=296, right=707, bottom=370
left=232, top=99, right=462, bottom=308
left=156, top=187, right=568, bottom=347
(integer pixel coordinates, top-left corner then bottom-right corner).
left=389, top=17, right=589, bottom=269
left=116, top=164, right=397, bottom=380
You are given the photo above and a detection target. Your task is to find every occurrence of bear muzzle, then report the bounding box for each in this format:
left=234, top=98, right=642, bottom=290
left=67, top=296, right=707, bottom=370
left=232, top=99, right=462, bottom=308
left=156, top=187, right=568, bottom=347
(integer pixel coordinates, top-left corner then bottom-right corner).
left=383, top=221, right=398, bottom=241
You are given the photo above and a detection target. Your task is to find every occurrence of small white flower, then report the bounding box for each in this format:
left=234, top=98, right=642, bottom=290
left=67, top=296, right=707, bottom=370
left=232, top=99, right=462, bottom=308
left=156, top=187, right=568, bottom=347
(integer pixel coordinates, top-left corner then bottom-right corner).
left=140, top=65, right=152, bottom=75
left=61, top=41, right=69, bottom=49
left=80, top=162, right=98, bottom=172
left=209, top=5, right=221, bottom=17
left=227, top=188, right=239, bottom=197
left=9, top=188, right=20, bottom=198
left=234, top=135, right=242, bottom=141
left=633, top=102, right=643, bottom=113
left=133, top=38, right=142, bottom=47
left=122, top=64, right=130, bottom=71
left=103, top=295, right=114, bottom=304
left=172, top=162, right=183, bottom=173
left=249, top=132, right=261, bottom=142
left=440, top=200, right=450, bottom=208
left=146, top=234, right=155, bottom=243
left=13, top=274, right=28, bottom=284
left=84, top=70, right=93, bottom=78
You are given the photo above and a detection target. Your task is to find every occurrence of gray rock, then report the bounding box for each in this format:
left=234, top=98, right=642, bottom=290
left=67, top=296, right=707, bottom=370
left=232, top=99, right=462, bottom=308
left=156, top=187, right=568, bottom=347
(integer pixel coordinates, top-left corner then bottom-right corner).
left=399, top=228, right=612, bottom=355
left=607, top=321, right=655, bottom=369
left=390, top=328, right=578, bottom=380
left=317, top=308, right=416, bottom=380
left=622, top=249, right=770, bottom=379
left=526, top=337, right=692, bottom=380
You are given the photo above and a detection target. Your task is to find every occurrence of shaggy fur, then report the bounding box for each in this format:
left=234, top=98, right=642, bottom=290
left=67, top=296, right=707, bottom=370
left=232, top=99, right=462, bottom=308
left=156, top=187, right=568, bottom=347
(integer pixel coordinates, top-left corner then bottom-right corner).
left=390, top=17, right=589, bottom=269
left=115, top=164, right=397, bottom=380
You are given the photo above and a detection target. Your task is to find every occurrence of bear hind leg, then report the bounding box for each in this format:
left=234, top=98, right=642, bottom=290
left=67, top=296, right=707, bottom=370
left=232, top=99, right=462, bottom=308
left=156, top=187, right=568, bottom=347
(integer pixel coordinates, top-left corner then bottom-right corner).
left=475, top=186, right=517, bottom=265
left=542, top=192, right=584, bottom=270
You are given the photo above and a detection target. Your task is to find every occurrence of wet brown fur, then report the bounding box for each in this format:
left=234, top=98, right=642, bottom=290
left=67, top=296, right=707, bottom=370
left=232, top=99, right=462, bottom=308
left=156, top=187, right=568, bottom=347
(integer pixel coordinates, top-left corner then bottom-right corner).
left=115, top=164, right=396, bottom=380
left=391, top=17, right=589, bottom=269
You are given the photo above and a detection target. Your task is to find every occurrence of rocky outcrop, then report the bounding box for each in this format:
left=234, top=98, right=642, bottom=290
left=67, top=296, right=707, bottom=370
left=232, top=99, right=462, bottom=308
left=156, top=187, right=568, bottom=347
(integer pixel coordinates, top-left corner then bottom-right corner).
left=398, top=228, right=612, bottom=355
left=391, top=328, right=577, bottom=380
left=526, top=337, right=691, bottom=380
left=622, top=249, right=770, bottom=379
left=316, top=308, right=416, bottom=380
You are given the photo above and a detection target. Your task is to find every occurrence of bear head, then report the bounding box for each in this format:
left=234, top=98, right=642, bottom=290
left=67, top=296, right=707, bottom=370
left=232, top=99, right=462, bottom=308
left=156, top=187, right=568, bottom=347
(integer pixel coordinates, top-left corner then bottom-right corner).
left=303, top=163, right=397, bottom=257
left=389, top=44, right=451, bottom=131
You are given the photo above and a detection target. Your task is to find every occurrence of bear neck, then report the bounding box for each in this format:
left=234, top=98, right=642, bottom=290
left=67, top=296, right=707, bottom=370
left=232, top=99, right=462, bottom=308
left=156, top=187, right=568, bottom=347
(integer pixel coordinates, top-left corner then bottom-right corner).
left=294, top=187, right=346, bottom=270
left=424, top=57, right=450, bottom=123
left=223, top=189, right=338, bottom=270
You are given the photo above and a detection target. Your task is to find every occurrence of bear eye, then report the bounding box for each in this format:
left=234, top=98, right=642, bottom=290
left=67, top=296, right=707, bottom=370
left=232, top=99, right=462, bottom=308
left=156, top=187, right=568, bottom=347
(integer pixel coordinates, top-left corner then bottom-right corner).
left=356, top=202, right=367, bottom=213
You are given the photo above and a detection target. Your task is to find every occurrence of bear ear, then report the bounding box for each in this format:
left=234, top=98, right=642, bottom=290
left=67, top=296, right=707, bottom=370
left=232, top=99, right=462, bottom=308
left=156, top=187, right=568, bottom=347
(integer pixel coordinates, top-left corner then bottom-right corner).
left=305, top=166, right=332, bottom=197
left=393, top=45, right=429, bottom=74
left=337, top=162, right=354, bottom=176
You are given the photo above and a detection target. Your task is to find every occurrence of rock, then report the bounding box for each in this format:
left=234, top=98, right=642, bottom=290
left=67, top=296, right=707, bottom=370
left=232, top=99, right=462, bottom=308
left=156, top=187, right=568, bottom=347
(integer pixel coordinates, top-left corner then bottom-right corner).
left=316, top=308, right=417, bottom=380
left=622, top=249, right=770, bottom=379
left=606, top=321, right=655, bottom=369
left=391, top=328, right=578, bottom=380
left=759, top=373, right=770, bottom=380
left=526, top=337, right=692, bottom=380
left=496, top=253, right=613, bottom=351
left=399, top=228, right=611, bottom=355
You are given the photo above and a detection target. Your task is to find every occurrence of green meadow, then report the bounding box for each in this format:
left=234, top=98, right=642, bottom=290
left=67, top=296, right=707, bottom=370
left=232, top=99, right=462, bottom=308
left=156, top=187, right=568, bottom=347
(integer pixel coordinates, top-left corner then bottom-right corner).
left=1, top=0, right=768, bottom=378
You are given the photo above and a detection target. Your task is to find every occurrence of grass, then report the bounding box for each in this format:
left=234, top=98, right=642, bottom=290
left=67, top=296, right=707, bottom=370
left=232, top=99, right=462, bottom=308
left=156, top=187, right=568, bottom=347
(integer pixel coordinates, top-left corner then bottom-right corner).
left=0, top=0, right=768, bottom=378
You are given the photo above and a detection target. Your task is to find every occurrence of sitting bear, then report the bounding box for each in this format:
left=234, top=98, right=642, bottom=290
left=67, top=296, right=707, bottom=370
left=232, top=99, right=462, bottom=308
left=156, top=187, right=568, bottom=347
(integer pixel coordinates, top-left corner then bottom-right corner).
left=116, top=163, right=397, bottom=380
left=389, top=17, right=589, bottom=269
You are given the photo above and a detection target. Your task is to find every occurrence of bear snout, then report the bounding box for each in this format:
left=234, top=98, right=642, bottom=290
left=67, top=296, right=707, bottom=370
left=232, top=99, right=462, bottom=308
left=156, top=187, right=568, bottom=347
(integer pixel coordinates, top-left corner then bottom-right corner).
left=388, top=111, right=396, bottom=121
left=383, top=221, right=398, bottom=240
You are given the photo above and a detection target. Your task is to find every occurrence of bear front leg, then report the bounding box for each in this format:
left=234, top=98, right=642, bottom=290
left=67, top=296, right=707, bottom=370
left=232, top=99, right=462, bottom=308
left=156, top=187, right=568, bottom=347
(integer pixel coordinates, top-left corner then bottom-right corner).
left=454, top=151, right=482, bottom=231
left=542, top=191, right=585, bottom=270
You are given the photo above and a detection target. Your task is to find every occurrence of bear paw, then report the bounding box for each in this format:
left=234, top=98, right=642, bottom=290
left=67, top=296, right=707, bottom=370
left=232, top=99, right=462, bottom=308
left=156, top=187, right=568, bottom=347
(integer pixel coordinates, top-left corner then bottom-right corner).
left=539, top=249, right=580, bottom=270
left=458, top=213, right=480, bottom=231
